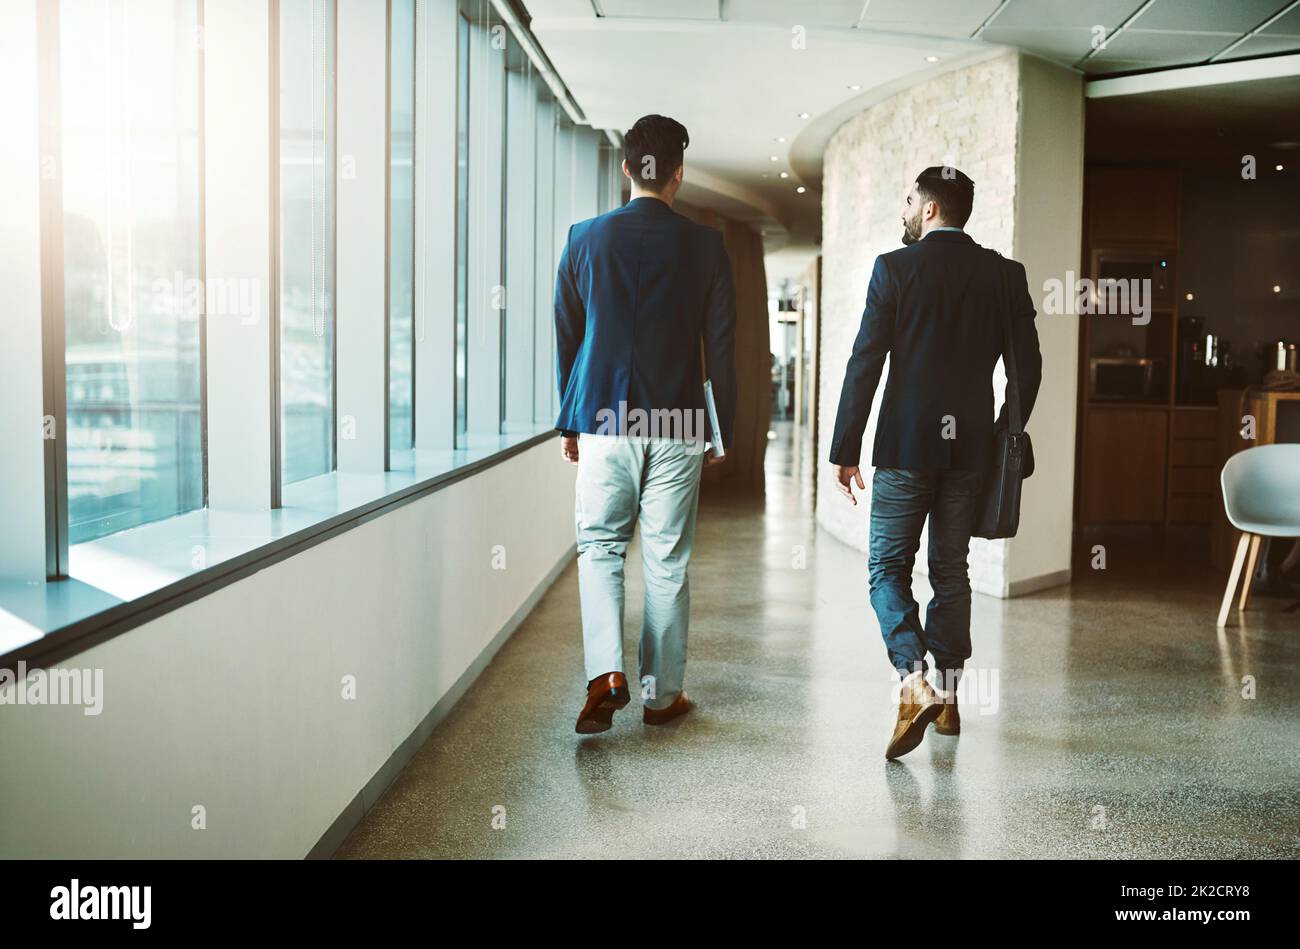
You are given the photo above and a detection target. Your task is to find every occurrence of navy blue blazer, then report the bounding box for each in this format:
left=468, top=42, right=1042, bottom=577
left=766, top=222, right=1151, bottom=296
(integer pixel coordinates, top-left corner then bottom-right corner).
left=829, top=229, right=1042, bottom=471
left=554, top=196, right=737, bottom=448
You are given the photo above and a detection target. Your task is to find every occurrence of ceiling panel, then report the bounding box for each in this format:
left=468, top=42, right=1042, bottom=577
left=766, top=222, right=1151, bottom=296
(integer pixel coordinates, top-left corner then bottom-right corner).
left=523, top=0, right=597, bottom=16
left=980, top=25, right=1100, bottom=64
left=990, top=0, right=1145, bottom=31
left=597, top=0, right=719, bottom=19
left=1080, top=57, right=1152, bottom=75
left=858, top=0, right=1002, bottom=36
left=1088, top=28, right=1238, bottom=66
left=722, top=0, right=864, bottom=28
left=1219, top=34, right=1300, bottom=59
left=854, top=20, right=995, bottom=40
left=1262, top=4, right=1300, bottom=34
left=1130, top=0, right=1290, bottom=33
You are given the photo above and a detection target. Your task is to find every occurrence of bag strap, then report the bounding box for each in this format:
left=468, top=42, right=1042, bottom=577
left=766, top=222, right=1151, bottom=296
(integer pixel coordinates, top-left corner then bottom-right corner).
left=993, top=250, right=1023, bottom=436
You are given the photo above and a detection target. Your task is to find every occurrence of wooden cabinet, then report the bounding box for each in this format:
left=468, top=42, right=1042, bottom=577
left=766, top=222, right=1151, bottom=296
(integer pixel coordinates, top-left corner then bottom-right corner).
left=1167, top=407, right=1218, bottom=524
left=1081, top=407, right=1169, bottom=523
left=1076, top=166, right=1189, bottom=527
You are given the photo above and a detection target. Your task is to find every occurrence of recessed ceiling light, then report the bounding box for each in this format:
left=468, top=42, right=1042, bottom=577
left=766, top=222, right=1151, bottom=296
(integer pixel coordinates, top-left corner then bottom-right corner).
left=1185, top=292, right=1194, bottom=301
left=1276, top=164, right=1285, bottom=171
left=775, top=136, right=786, bottom=143
left=925, top=55, right=940, bottom=63
left=798, top=112, right=811, bottom=119
left=779, top=171, right=789, bottom=179
left=796, top=186, right=807, bottom=194
left=847, top=84, right=861, bottom=91
left=769, top=155, right=779, bottom=161
left=1274, top=284, right=1282, bottom=293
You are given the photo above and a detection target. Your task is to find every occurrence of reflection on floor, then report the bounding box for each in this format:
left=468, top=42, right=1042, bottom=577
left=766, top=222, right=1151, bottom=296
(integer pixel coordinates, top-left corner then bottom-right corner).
left=336, top=423, right=1300, bottom=859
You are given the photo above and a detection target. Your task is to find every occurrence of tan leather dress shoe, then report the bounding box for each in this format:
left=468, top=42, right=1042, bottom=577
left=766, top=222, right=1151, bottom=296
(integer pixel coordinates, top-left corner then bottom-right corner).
left=643, top=691, right=693, bottom=725
left=885, top=671, right=943, bottom=760
left=934, top=692, right=960, bottom=735
left=575, top=672, right=631, bottom=734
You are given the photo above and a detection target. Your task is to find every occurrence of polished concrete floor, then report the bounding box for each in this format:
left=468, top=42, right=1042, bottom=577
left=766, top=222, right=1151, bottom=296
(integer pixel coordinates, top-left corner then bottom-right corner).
left=336, top=424, right=1300, bottom=859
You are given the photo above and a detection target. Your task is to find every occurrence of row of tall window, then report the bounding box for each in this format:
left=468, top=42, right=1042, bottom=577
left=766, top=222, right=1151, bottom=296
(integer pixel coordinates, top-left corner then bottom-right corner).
left=50, top=0, right=621, bottom=546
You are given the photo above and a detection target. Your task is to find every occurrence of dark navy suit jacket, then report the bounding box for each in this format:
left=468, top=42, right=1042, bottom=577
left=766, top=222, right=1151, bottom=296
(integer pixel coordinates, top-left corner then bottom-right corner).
left=554, top=196, right=737, bottom=448
left=829, top=229, right=1042, bottom=471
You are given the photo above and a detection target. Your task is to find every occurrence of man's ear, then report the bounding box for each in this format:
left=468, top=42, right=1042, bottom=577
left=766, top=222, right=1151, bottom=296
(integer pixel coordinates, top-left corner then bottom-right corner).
left=674, top=164, right=684, bottom=185
left=622, top=159, right=633, bottom=181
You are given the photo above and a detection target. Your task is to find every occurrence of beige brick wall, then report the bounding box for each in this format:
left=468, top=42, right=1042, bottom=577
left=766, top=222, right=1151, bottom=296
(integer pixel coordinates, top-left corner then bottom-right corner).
left=815, top=52, right=1022, bottom=596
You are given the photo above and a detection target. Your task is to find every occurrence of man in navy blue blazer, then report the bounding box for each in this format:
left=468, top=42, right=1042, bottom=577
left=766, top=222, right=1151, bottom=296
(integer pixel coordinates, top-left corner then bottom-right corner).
left=829, top=166, right=1042, bottom=760
left=554, top=114, right=736, bottom=735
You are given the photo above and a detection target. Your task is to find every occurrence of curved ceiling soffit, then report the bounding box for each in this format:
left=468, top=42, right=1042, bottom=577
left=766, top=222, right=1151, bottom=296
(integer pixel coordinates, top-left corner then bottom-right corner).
left=679, top=165, right=786, bottom=227
left=534, top=17, right=1001, bottom=238
left=672, top=33, right=999, bottom=237
left=789, top=45, right=1011, bottom=194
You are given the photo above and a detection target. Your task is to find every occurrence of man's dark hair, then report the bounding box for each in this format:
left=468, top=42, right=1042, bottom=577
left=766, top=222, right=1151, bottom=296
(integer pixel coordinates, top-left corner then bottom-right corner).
left=915, top=166, right=975, bottom=228
left=623, top=114, right=690, bottom=192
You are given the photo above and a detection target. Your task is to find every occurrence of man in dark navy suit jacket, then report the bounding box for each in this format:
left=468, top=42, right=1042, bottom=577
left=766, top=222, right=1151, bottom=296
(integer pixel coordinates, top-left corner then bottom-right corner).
left=829, top=166, right=1041, bottom=760
left=555, top=114, right=736, bottom=735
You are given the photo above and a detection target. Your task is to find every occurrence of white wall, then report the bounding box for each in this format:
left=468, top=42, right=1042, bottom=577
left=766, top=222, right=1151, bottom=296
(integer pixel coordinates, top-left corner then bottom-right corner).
left=815, top=52, right=1082, bottom=597
left=0, top=441, right=576, bottom=858
left=1006, top=56, right=1083, bottom=593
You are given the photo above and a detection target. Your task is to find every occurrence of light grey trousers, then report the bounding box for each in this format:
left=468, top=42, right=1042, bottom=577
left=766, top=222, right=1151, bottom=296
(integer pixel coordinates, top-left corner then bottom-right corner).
left=575, top=434, right=704, bottom=710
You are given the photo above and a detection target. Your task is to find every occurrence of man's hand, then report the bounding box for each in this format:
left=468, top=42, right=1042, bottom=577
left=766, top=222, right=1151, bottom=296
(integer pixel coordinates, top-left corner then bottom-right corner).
left=703, top=451, right=726, bottom=468
left=561, top=435, right=579, bottom=465
left=833, top=464, right=866, bottom=505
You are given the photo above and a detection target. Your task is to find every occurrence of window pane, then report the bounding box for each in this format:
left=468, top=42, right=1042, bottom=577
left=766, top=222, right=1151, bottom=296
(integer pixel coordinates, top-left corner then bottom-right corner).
left=463, top=9, right=506, bottom=437
left=503, top=57, right=537, bottom=430
left=454, top=12, right=469, bottom=446
left=551, top=119, right=575, bottom=423
left=389, top=0, right=415, bottom=459
left=597, top=141, right=610, bottom=214
left=280, top=0, right=336, bottom=486
left=60, top=0, right=203, bottom=545
left=532, top=94, right=555, bottom=426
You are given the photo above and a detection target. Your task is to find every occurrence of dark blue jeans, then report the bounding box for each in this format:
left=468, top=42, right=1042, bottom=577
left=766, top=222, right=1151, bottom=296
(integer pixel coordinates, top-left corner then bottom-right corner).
left=868, top=467, right=982, bottom=681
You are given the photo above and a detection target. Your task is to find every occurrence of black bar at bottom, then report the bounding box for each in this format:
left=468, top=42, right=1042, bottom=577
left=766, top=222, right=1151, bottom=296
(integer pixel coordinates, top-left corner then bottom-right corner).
left=3, top=858, right=1279, bottom=934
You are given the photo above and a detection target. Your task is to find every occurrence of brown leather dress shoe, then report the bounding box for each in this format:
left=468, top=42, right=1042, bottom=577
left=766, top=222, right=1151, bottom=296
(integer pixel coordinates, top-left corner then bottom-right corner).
left=575, top=672, right=631, bottom=734
left=934, top=692, right=960, bottom=735
left=643, top=691, right=693, bottom=725
left=885, top=672, right=943, bottom=760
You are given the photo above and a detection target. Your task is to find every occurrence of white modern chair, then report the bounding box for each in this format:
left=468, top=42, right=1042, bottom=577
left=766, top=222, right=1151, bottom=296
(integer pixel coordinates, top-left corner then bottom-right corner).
left=1217, top=443, right=1300, bottom=627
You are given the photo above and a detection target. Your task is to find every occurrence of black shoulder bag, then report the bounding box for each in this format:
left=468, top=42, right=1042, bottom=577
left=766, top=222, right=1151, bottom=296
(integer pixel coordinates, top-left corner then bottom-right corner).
left=974, top=253, right=1033, bottom=540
